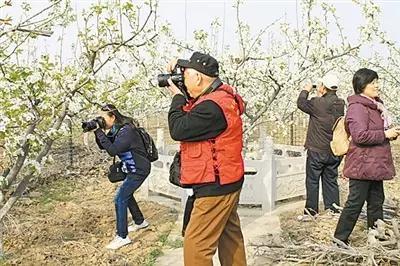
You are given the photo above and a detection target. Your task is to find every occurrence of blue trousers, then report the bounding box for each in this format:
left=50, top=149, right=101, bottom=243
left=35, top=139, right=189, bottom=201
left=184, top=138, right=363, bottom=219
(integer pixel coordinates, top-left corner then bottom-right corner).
left=115, top=173, right=147, bottom=238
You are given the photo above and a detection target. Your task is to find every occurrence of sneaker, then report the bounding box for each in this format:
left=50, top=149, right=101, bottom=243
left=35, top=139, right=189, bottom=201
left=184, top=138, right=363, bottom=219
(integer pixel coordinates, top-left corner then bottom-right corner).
left=332, top=203, right=343, bottom=212
left=297, top=213, right=318, bottom=222
left=326, top=209, right=341, bottom=218
left=128, top=219, right=149, bottom=232
left=332, top=237, right=351, bottom=250
left=106, top=235, right=131, bottom=250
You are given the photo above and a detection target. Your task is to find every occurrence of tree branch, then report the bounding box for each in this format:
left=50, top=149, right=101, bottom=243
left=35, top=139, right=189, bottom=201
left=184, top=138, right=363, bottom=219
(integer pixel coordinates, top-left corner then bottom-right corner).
left=4, top=122, right=38, bottom=188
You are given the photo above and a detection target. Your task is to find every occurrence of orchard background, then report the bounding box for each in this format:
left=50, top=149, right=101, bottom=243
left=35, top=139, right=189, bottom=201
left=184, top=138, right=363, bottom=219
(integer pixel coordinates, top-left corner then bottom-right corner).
left=0, top=0, right=400, bottom=264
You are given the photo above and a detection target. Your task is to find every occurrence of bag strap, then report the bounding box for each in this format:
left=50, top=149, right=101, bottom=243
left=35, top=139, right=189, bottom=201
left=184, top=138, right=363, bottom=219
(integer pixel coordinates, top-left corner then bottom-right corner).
left=332, top=116, right=344, bottom=131
left=127, top=124, right=151, bottom=159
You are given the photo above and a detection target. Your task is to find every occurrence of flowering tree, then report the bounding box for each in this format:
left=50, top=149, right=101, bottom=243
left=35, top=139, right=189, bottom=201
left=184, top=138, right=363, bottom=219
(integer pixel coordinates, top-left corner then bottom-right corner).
left=1, top=0, right=399, bottom=256
left=350, top=0, right=400, bottom=121
left=168, top=0, right=400, bottom=143
left=0, top=0, right=161, bottom=244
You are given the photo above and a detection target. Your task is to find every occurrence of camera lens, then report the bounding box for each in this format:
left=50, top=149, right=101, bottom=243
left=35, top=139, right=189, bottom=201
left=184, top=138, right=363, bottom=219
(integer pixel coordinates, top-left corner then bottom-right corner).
left=157, top=74, right=171, bottom=87
left=81, top=120, right=98, bottom=132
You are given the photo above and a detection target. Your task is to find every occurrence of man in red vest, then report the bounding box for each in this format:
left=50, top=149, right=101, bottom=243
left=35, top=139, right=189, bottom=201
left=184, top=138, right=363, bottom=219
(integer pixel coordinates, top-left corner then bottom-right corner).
left=166, top=52, right=247, bottom=266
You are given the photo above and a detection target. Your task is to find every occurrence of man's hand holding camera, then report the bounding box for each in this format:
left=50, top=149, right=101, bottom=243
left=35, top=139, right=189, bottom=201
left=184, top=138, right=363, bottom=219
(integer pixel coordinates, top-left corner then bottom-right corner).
left=165, top=59, right=183, bottom=97
left=303, top=82, right=314, bottom=92
left=157, top=58, right=185, bottom=97
left=167, top=79, right=183, bottom=96
left=166, top=59, right=177, bottom=73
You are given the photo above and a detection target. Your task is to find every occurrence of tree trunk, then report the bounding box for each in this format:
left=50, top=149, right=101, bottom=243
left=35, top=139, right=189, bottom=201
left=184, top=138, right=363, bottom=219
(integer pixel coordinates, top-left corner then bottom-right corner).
left=5, top=123, right=36, bottom=188
left=0, top=103, right=69, bottom=223
left=0, top=176, right=30, bottom=222
left=68, top=117, right=73, bottom=168
left=0, top=221, right=3, bottom=258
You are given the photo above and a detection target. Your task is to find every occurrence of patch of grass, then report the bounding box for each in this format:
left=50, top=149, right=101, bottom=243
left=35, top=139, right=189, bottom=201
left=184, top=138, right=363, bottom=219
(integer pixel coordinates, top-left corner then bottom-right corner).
left=143, top=248, right=163, bottom=266
left=37, top=202, right=55, bottom=214
left=167, top=238, right=183, bottom=248
left=61, top=230, right=76, bottom=241
left=36, top=179, right=75, bottom=206
left=142, top=232, right=172, bottom=265
left=158, top=233, right=169, bottom=245
left=0, top=254, right=11, bottom=266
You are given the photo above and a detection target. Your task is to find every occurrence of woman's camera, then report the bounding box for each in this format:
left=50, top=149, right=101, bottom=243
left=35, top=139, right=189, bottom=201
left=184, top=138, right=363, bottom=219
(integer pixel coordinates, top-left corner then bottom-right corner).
left=81, top=116, right=106, bottom=132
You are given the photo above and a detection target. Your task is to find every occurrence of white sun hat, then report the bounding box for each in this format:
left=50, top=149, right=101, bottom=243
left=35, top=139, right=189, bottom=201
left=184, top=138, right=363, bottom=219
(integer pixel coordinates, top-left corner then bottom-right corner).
left=321, top=73, right=339, bottom=90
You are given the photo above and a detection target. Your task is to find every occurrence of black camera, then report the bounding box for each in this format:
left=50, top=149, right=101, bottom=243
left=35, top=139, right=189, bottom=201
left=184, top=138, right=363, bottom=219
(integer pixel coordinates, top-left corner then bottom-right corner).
left=82, top=116, right=106, bottom=132
left=157, top=66, right=190, bottom=99
left=158, top=65, right=184, bottom=87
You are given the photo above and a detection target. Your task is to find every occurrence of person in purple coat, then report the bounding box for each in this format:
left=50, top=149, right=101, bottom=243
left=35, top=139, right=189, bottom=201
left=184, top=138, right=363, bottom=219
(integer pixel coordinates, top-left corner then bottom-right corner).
left=333, top=68, right=400, bottom=246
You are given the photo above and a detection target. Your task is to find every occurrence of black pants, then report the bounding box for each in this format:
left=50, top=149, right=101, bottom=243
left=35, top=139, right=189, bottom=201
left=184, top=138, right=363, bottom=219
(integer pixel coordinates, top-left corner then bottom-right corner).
left=182, top=195, right=195, bottom=237
left=334, top=179, right=384, bottom=242
left=305, top=150, right=341, bottom=215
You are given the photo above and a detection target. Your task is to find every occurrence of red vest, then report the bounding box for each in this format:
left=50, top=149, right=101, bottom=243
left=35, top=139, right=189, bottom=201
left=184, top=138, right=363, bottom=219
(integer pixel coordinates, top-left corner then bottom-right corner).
left=180, top=84, right=244, bottom=185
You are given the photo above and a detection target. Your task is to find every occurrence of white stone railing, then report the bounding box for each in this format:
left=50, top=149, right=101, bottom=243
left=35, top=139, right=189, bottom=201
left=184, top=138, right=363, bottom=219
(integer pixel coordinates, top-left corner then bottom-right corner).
left=146, top=129, right=306, bottom=213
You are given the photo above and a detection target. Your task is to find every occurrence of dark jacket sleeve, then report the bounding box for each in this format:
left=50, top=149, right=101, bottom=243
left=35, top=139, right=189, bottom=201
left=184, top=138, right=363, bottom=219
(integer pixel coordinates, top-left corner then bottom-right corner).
left=95, top=135, right=105, bottom=150
left=168, top=94, right=228, bottom=142
left=297, top=90, right=316, bottom=115
left=94, top=126, right=133, bottom=156
left=347, top=103, right=386, bottom=145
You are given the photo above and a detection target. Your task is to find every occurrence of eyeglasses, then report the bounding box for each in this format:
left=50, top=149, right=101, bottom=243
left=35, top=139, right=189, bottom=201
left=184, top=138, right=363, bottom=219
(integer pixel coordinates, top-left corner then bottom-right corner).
left=101, top=105, right=117, bottom=112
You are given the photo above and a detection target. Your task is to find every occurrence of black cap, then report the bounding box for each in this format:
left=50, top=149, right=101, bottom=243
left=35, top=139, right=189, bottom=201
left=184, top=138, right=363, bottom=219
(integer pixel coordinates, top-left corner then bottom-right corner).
left=177, top=52, right=219, bottom=77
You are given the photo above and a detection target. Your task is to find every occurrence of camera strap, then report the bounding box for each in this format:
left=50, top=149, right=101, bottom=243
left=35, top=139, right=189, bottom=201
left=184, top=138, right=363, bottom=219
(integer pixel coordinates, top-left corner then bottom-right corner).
left=197, top=78, right=223, bottom=99
left=208, top=77, right=223, bottom=93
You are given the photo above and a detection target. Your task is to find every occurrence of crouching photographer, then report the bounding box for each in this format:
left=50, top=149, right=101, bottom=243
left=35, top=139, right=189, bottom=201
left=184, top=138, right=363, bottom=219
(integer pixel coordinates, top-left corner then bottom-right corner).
left=82, top=104, right=150, bottom=250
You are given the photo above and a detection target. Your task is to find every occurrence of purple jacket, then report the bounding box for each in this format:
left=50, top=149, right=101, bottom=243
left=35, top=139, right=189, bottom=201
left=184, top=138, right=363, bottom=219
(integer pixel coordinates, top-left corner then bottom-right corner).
left=343, top=95, right=395, bottom=180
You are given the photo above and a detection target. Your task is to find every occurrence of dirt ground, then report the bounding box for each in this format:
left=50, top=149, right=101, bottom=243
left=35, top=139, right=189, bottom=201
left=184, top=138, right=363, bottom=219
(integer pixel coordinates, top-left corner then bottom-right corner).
left=281, top=179, right=398, bottom=244
left=1, top=139, right=399, bottom=265
left=270, top=184, right=400, bottom=265
left=1, top=145, right=178, bottom=266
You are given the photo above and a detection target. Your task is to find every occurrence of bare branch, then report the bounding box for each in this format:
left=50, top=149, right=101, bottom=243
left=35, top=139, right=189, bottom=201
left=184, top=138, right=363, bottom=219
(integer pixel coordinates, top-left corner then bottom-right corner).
left=2, top=33, right=31, bottom=61
left=324, top=45, right=360, bottom=61
left=19, top=0, right=62, bottom=27
left=14, top=27, right=53, bottom=37
left=0, top=0, right=61, bottom=39
left=95, top=7, right=154, bottom=52
left=172, top=40, right=194, bottom=52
